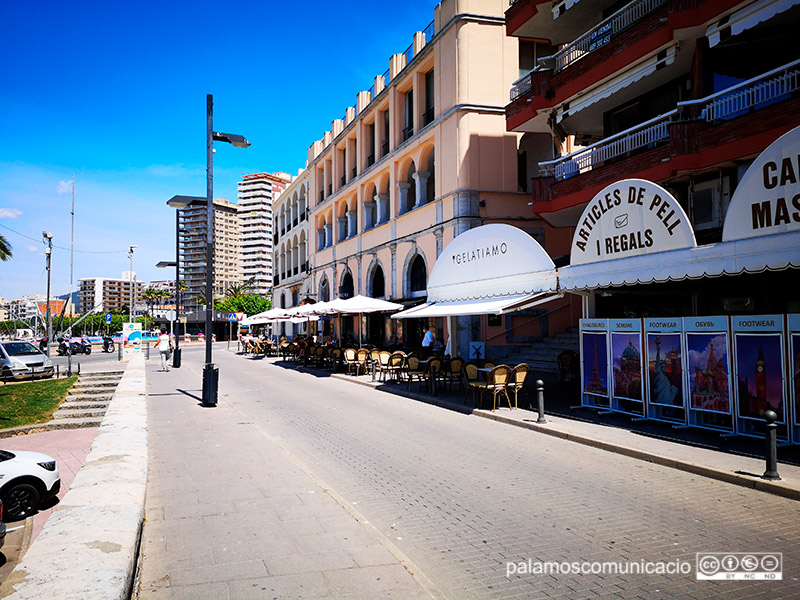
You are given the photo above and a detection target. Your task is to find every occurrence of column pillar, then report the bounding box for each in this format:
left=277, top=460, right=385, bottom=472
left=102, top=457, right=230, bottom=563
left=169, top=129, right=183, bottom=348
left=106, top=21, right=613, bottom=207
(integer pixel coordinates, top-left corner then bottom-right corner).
left=347, top=210, right=357, bottom=238
left=337, top=216, right=347, bottom=242
left=397, top=182, right=411, bottom=214
left=324, top=223, right=333, bottom=247
left=375, top=193, right=389, bottom=224
left=412, top=171, right=430, bottom=208
left=363, top=201, right=376, bottom=230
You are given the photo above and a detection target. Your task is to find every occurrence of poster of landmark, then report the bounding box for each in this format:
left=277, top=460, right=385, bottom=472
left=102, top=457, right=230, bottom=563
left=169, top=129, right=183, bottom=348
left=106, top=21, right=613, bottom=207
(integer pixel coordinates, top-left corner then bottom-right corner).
left=686, top=332, right=731, bottom=414
left=734, top=332, right=784, bottom=421
left=793, top=332, right=800, bottom=429
left=611, top=332, right=642, bottom=401
left=581, top=331, right=608, bottom=397
left=646, top=332, right=683, bottom=407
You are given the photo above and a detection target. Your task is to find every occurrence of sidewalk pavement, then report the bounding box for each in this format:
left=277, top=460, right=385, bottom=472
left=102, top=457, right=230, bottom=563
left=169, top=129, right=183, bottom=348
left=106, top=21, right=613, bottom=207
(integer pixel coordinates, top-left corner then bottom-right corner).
left=139, top=356, right=438, bottom=599
left=263, top=356, right=800, bottom=502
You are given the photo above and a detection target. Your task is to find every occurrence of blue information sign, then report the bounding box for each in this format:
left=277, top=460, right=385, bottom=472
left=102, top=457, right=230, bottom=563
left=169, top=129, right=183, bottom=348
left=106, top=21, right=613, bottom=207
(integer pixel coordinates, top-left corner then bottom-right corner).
left=106, top=313, right=112, bottom=323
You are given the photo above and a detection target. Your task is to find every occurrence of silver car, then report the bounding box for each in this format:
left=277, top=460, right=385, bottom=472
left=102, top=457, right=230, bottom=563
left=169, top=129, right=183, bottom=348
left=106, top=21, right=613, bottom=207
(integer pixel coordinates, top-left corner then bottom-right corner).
left=0, top=341, right=55, bottom=380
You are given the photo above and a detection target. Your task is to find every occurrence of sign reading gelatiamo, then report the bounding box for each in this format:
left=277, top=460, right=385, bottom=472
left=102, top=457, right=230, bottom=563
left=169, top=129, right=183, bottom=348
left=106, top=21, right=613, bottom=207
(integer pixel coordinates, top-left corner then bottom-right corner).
left=451, top=243, right=508, bottom=265
left=570, top=179, right=696, bottom=266
left=722, top=124, right=800, bottom=241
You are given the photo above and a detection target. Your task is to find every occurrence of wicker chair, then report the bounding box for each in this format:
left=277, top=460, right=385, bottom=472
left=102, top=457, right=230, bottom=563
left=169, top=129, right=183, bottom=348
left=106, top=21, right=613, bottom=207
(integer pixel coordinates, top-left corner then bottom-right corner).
left=386, top=351, right=406, bottom=383
left=558, top=350, right=579, bottom=382
left=405, top=355, right=426, bottom=390
left=419, top=357, right=442, bottom=394
left=443, top=357, right=464, bottom=391
left=507, top=363, right=529, bottom=409
left=474, top=365, right=512, bottom=411
left=375, top=350, right=392, bottom=381
left=343, top=348, right=359, bottom=375
left=462, top=362, right=481, bottom=406
left=355, top=348, right=369, bottom=376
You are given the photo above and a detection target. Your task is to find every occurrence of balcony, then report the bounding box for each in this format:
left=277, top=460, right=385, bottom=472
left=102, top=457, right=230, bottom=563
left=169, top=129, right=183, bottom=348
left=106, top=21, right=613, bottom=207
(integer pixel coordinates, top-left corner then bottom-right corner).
left=340, top=175, right=346, bottom=187
left=367, top=153, right=375, bottom=167
left=402, top=126, right=414, bottom=142
left=351, top=167, right=357, bottom=179
left=539, top=60, right=800, bottom=182
left=381, top=140, right=389, bottom=157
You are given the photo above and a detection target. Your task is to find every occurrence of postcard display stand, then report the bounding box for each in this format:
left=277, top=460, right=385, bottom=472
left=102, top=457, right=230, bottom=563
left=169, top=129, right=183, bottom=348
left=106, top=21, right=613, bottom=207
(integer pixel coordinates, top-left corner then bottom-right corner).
left=609, top=319, right=645, bottom=417
left=790, top=315, right=800, bottom=443
left=683, top=316, right=734, bottom=434
left=644, top=318, right=686, bottom=425
left=579, top=319, right=610, bottom=410
left=731, top=315, right=789, bottom=442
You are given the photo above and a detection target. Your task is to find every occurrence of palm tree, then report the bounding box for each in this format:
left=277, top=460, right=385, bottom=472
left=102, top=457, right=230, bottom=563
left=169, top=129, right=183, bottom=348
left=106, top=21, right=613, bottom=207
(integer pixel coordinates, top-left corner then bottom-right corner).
left=0, top=234, right=12, bottom=261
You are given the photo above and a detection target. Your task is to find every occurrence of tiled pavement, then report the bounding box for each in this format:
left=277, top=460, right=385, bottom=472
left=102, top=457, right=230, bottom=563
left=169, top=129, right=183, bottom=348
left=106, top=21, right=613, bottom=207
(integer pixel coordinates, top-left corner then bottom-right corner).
left=138, top=348, right=800, bottom=599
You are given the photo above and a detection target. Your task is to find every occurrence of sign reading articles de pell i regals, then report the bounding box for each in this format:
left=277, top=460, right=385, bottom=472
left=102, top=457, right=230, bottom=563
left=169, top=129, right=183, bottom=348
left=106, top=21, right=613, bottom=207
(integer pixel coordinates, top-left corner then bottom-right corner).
left=570, top=179, right=696, bottom=266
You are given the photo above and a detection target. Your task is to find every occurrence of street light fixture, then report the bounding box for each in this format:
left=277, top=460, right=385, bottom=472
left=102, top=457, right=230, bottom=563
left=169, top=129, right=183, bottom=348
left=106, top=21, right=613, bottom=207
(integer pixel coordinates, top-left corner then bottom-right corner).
left=42, top=232, right=53, bottom=358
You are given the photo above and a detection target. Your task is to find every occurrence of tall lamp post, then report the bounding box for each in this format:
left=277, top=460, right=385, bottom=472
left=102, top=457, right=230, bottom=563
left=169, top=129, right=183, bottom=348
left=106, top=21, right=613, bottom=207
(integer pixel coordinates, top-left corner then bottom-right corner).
left=201, top=94, right=250, bottom=406
left=42, top=232, right=53, bottom=357
left=127, top=245, right=138, bottom=322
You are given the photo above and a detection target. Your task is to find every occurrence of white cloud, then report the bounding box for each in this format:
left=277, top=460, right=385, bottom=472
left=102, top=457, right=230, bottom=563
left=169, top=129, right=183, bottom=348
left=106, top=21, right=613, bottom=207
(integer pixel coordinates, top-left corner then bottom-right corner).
left=25, top=245, right=41, bottom=255
left=0, top=208, right=23, bottom=219
left=57, top=180, right=73, bottom=195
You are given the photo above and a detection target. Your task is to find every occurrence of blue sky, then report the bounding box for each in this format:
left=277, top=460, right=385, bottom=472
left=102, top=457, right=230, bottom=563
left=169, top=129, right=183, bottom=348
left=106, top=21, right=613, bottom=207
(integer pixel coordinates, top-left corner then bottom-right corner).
left=0, top=0, right=438, bottom=300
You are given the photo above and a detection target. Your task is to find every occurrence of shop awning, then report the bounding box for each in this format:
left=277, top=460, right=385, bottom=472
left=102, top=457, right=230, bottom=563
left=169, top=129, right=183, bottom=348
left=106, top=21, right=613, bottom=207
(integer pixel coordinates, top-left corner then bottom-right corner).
left=559, top=229, right=800, bottom=291
left=706, top=0, right=800, bottom=48
left=392, top=291, right=561, bottom=319
left=392, top=224, right=559, bottom=319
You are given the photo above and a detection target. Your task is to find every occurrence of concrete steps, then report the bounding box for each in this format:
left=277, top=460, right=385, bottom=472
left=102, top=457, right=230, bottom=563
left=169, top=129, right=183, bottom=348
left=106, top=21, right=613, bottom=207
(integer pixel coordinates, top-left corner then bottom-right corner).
left=49, top=371, right=124, bottom=428
left=506, top=328, right=579, bottom=374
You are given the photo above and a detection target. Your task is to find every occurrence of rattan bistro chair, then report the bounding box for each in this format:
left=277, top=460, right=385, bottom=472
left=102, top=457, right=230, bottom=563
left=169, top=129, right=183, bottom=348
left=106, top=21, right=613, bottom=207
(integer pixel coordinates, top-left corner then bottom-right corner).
left=462, top=362, right=481, bottom=406
left=507, top=363, right=529, bottom=409
left=386, top=351, right=406, bottom=383
left=443, top=357, right=464, bottom=391
left=343, top=348, right=359, bottom=375
left=405, top=355, right=426, bottom=390
left=376, top=350, right=392, bottom=382
left=474, top=365, right=512, bottom=411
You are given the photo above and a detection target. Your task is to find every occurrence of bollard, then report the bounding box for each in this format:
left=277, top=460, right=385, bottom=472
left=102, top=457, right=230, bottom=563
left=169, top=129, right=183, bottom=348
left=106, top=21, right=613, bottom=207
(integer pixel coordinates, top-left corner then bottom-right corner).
left=145, top=342, right=150, bottom=360
left=56, top=365, right=60, bottom=379
left=118, top=340, right=122, bottom=361
left=763, top=410, right=781, bottom=481
left=536, top=379, right=546, bottom=423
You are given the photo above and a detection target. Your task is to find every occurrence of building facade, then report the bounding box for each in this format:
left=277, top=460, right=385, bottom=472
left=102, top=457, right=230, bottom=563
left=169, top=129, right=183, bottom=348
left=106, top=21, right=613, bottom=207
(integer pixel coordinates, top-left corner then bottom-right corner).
left=78, top=275, right=145, bottom=315
left=238, top=172, right=291, bottom=295
left=272, top=169, right=311, bottom=338
left=505, top=0, right=800, bottom=317
left=303, top=0, right=542, bottom=352
left=179, top=197, right=241, bottom=311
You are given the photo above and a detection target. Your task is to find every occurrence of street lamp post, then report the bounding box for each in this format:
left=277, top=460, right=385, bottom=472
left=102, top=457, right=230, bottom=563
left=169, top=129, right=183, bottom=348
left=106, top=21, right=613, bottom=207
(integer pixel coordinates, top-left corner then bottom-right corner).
left=127, top=245, right=138, bottom=322
left=201, top=94, right=250, bottom=407
left=42, top=232, right=53, bottom=358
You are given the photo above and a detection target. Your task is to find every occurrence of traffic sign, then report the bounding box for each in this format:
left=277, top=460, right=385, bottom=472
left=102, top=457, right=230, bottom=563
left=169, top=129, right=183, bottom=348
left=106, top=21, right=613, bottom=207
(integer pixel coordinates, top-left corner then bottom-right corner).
left=105, top=313, right=112, bottom=323
left=228, top=313, right=238, bottom=322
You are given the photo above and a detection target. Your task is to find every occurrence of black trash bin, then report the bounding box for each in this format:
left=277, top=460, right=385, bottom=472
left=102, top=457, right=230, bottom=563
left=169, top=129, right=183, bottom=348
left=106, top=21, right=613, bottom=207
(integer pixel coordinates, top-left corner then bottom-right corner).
left=202, top=363, right=218, bottom=406
left=172, top=347, right=182, bottom=368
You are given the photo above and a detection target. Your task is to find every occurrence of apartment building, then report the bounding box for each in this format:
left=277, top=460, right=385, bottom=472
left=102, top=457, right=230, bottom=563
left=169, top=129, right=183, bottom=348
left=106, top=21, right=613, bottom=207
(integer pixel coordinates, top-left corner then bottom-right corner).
left=78, top=275, right=145, bottom=314
left=238, top=172, right=291, bottom=295
left=305, top=0, right=541, bottom=352
left=505, top=0, right=800, bottom=316
left=273, top=169, right=311, bottom=338
left=179, top=198, right=240, bottom=311
left=505, top=1, right=800, bottom=437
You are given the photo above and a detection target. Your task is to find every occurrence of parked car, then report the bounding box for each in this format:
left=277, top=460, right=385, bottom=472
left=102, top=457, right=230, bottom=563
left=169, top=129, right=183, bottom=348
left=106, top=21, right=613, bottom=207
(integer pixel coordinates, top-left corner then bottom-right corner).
left=0, top=450, right=61, bottom=521
left=0, top=501, right=6, bottom=551
left=0, top=341, right=55, bottom=381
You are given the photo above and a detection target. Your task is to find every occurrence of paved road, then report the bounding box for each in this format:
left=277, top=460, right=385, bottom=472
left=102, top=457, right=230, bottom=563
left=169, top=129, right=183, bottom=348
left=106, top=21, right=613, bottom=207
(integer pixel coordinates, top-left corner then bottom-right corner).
left=144, top=347, right=800, bottom=599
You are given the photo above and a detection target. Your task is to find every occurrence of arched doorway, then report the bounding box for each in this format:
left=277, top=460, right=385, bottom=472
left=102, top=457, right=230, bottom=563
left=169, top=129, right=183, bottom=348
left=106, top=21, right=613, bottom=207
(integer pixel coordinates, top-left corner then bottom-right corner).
left=367, top=264, right=386, bottom=346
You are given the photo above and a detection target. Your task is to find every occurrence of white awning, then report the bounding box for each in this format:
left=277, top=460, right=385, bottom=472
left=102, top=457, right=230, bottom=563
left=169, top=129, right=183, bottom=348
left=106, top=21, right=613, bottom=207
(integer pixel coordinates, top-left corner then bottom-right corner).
left=707, top=0, right=800, bottom=48
left=556, top=45, right=676, bottom=123
left=559, top=230, right=800, bottom=291
left=392, top=292, right=562, bottom=319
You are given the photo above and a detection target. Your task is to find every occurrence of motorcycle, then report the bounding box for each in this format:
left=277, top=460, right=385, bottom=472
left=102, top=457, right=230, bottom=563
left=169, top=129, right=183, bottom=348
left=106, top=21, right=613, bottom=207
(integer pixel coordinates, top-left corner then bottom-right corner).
left=56, top=336, right=92, bottom=356
left=102, top=336, right=115, bottom=353
left=38, top=337, right=48, bottom=353
left=77, top=337, right=92, bottom=355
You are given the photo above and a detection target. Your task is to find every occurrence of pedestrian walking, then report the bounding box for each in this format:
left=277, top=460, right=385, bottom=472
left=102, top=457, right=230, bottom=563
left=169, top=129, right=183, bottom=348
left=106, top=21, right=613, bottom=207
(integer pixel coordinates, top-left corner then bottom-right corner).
left=422, top=325, right=434, bottom=354
left=157, top=327, right=171, bottom=372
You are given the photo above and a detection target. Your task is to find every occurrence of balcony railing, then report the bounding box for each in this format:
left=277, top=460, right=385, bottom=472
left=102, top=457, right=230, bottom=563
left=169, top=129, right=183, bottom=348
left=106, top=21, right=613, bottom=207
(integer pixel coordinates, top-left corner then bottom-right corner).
left=340, top=175, right=346, bottom=187
left=552, top=0, right=665, bottom=73
left=381, top=140, right=389, bottom=157
left=351, top=167, right=357, bottom=179
left=367, top=153, right=375, bottom=167
left=538, top=60, right=800, bottom=181
left=402, top=126, right=414, bottom=141
left=320, top=190, right=324, bottom=203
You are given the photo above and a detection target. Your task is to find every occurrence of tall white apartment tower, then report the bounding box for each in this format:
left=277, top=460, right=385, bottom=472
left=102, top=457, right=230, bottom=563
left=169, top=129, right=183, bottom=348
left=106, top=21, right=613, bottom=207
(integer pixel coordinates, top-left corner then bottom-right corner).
left=237, top=172, right=291, bottom=295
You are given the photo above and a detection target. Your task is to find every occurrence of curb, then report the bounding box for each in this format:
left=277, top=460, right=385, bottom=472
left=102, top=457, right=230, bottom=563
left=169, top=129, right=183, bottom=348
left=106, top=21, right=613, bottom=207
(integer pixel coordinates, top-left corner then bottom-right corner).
left=0, top=355, right=147, bottom=599
left=327, top=371, right=800, bottom=502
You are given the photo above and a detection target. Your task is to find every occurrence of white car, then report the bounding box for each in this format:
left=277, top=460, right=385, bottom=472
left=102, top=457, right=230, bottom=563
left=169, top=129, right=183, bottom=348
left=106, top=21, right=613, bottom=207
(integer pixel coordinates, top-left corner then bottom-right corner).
left=0, top=341, right=55, bottom=380
left=0, top=450, right=61, bottom=520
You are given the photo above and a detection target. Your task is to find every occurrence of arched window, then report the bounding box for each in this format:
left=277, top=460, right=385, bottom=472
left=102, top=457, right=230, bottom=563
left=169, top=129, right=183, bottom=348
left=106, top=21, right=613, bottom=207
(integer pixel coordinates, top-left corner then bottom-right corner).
left=339, top=271, right=354, bottom=299
left=409, top=255, right=426, bottom=297
left=370, top=266, right=385, bottom=298
left=319, top=277, right=330, bottom=302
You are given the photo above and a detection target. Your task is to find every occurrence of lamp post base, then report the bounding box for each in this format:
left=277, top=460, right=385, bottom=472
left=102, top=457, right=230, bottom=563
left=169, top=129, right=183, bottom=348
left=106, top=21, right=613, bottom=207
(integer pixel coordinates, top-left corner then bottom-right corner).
left=172, top=348, right=182, bottom=369
left=201, top=363, right=218, bottom=406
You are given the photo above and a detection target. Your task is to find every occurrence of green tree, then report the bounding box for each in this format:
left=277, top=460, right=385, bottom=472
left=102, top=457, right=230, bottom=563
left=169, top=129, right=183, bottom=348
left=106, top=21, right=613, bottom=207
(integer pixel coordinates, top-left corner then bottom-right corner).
left=0, top=234, right=12, bottom=261
left=216, top=294, right=271, bottom=316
